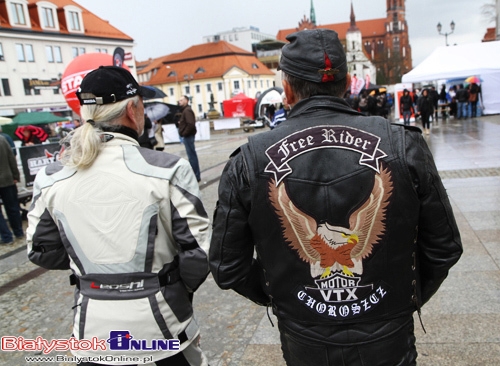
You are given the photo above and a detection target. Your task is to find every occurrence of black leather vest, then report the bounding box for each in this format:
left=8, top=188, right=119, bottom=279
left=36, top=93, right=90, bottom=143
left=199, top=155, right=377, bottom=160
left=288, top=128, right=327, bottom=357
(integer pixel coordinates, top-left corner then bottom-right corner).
left=241, top=96, right=422, bottom=326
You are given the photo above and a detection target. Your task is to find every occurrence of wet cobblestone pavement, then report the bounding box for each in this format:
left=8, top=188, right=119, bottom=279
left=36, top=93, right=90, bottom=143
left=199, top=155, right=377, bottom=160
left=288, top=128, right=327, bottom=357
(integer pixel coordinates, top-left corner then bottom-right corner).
left=1, top=115, right=500, bottom=365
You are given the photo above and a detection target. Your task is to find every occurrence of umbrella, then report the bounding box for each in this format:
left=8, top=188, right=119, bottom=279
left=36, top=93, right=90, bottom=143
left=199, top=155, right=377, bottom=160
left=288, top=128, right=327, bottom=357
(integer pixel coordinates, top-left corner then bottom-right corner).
left=14, top=125, right=48, bottom=143
left=254, top=87, right=284, bottom=118
left=145, top=102, right=180, bottom=123
left=465, top=76, right=481, bottom=84
left=143, top=86, right=167, bottom=100
left=0, top=116, right=13, bottom=125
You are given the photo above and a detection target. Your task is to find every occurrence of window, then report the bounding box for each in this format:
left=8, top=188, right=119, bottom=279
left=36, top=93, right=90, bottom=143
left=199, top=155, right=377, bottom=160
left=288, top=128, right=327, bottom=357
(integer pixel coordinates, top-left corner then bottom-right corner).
left=185, top=86, right=190, bottom=94
left=195, top=67, right=205, bottom=73
left=23, top=78, right=31, bottom=95
left=252, top=63, right=259, bottom=69
left=169, top=88, right=174, bottom=96
left=254, top=80, right=257, bottom=88
left=42, top=7, right=55, bottom=28
left=218, top=82, right=223, bottom=91
left=234, top=80, right=240, bottom=89
left=16, top=44, right=25, bottom=62
left=0, top=43, right=4, bottom=61
left=260, top=80, right=263, bottom=88
left=195, top=85, right=200, bottom=93
left=72, top=47, right=85, bottom=58
left=25, top=44, right=34, bottom=62
left=206, top=84, right=212, bottom=92
left=2, top=79, right=11, bottom=96
left=247, top=80, right=251, bottom=89
left=267, top=80, right=270, bottom=88
left=11, top=2, right=26, bottom=25
left=46, top=46, right=54, bottom=63
left=54, top=46, right=62, bottom=63
left=393, top=37, right=400, bottom=52
left=198, top=104, right=202, bottom=113
left=69, top=11, right=81, bottom=31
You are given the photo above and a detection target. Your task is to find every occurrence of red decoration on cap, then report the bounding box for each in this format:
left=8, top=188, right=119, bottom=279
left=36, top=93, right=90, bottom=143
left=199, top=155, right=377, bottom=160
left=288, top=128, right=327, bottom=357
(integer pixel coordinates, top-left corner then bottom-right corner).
left=319, top=53, right=338, bottom=82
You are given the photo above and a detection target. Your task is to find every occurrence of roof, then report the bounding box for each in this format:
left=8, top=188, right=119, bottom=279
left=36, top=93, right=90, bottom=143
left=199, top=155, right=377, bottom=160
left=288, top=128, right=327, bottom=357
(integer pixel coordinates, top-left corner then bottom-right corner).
left=139, top=41, right=274, bottom=86
left=0, top=0, right=132, bottom=41
left=276, top=18, right=387, bottom=41
left=402, top=41, right=500, bottom=83
left=483, top=27, right=496, bottom=42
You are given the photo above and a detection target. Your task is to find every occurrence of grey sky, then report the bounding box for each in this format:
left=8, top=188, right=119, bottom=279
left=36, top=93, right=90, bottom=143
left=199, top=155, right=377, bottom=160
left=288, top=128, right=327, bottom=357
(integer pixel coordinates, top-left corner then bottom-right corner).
left=75, top=0, right=494, bottom=68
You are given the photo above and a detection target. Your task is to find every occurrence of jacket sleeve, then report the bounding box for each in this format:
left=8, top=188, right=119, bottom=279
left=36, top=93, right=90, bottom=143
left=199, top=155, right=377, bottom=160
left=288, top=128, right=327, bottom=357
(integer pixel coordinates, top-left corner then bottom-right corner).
left=26, top=176, right=70, bottom=270
left=209, top=150, right=270, bottom=306
left=405, top=129, right=463, bottom=305
left=169, top=161, right=210, bottom=292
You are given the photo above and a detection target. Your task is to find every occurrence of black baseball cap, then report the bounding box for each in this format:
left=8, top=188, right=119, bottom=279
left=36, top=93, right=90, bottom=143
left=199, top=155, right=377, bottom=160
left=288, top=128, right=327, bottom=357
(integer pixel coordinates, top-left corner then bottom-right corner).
left=278, top=29, right=347, bottom=83
left=76, top=66, right=156, bottom=105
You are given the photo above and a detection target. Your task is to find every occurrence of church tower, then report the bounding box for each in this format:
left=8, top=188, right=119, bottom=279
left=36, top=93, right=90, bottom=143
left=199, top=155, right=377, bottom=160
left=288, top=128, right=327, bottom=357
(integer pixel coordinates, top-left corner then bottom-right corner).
left=383, top=0, right=412, bottom=80
left=310, top=0, right=316, bottom=26
left=346, top=1, right=376, bottom=87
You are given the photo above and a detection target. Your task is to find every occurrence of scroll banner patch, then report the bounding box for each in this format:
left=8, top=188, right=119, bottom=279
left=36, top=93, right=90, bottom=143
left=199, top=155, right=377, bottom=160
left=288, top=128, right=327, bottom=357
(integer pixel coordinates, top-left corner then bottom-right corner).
left=265, top=126, right=387, bottom=185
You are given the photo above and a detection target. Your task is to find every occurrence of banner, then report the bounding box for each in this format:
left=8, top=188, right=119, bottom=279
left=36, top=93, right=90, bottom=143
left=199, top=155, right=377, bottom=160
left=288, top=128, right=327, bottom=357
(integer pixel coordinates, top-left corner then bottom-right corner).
left=19, top=143, right=62, bottom=187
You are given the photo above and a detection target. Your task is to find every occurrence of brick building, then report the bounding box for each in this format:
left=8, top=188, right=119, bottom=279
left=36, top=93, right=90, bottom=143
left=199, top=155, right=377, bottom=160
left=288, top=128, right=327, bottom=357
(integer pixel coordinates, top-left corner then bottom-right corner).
left=276, top=0, right=413, bottom=84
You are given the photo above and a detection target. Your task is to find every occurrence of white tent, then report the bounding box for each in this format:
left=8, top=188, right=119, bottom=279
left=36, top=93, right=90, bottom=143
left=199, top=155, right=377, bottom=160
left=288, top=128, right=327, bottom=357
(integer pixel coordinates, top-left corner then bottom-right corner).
left=402, top=41, right=500, bottom=115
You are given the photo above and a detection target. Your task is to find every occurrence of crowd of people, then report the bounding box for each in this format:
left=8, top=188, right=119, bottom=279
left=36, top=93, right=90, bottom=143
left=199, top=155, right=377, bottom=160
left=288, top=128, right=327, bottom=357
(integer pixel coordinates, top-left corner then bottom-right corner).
left=344, top=89, right=394, bottom=118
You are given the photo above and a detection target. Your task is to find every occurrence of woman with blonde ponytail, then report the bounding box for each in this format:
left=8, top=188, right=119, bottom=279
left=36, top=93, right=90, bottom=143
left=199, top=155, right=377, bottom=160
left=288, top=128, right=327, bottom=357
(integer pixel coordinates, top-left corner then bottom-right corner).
left=26, top=66, right=211, bottom=366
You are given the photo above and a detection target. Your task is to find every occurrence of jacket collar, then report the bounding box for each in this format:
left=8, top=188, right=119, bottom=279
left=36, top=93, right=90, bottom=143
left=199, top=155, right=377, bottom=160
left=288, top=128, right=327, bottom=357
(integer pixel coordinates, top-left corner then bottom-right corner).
left=288, top=95, right=362, bottom=118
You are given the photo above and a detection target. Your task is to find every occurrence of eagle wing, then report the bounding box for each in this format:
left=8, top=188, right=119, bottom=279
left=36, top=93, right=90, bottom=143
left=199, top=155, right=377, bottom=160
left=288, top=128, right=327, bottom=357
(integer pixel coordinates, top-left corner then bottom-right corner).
left=349, top=166, right=393, bottom=259
left=268, top=179, right=320, bottom=264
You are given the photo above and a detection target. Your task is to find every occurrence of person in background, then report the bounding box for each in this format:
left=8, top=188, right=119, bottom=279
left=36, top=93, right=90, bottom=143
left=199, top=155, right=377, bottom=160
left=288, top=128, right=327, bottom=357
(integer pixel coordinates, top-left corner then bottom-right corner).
left=178, top=95, right=201, bottom=182
left=209, top=29, right=462, bottom=366
left=271, top=92, right=290, bottom=129
left=154, top=119, right=165, bottom=151
left=417, top=88, right=434, bottom=135
left=468, top=83, right=480, bottom=118
left=455, top=84, right=469, bottom=119
left=400, top=89, right=414, bottom=126
left=0, top=135, right=24, bottom=245
left=429, top=85, right=439, bottom=122
left=0, top=126, right=16, bottom=155
left=26, top=66, right=210, bottom=366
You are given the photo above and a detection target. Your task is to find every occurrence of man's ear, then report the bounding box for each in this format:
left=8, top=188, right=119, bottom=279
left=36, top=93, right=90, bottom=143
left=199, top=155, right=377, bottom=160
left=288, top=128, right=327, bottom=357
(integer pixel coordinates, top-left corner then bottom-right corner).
left=282, top=79, right=297, bottom=106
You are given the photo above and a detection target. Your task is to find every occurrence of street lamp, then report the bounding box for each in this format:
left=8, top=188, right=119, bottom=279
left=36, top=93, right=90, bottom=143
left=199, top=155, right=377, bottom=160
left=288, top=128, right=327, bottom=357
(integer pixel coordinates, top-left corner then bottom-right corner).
left=437, top=20, right=455, bottom=46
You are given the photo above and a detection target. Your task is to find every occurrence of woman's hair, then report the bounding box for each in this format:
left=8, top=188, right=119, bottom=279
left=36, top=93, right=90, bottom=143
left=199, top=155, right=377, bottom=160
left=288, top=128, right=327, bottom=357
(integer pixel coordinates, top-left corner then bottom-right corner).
left=61, top=96, right=139, bottom=169
left=283, top=72, right=348, bottom=101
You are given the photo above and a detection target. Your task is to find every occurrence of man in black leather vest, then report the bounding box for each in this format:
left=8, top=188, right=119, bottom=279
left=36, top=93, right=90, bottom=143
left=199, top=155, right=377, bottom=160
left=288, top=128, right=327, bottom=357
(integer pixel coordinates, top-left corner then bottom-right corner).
left=209, top=29, right=462, bottom=366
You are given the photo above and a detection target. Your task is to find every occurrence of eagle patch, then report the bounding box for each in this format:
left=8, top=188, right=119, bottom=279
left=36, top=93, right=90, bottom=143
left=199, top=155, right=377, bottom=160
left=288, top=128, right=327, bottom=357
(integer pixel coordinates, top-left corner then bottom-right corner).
left=268, top=165, right=393, bottom=319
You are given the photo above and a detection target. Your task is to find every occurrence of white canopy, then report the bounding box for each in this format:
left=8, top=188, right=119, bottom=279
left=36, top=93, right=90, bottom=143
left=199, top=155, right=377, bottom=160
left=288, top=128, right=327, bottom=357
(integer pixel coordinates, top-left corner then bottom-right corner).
left=402, top=41, right=500, bottom=114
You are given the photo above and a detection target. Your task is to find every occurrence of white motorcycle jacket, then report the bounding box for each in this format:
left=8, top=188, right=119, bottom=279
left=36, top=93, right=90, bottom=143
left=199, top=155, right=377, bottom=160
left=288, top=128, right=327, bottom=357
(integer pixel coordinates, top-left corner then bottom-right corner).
left=27, top=132, right=210, bottom=364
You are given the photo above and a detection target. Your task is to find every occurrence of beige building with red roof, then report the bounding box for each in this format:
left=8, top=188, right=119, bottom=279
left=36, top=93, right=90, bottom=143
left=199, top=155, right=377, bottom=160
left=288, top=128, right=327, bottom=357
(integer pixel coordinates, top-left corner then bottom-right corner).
left=138, top=41, right=275, bottom=118
left=277, top=0, right=413, bottom=85
left=0, top=0, right=135, bottom=117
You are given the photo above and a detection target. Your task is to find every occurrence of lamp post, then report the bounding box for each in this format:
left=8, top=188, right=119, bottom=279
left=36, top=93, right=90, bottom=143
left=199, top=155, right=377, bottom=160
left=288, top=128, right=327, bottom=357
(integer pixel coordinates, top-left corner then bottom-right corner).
left=437, top=20, right=455, bottom=46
